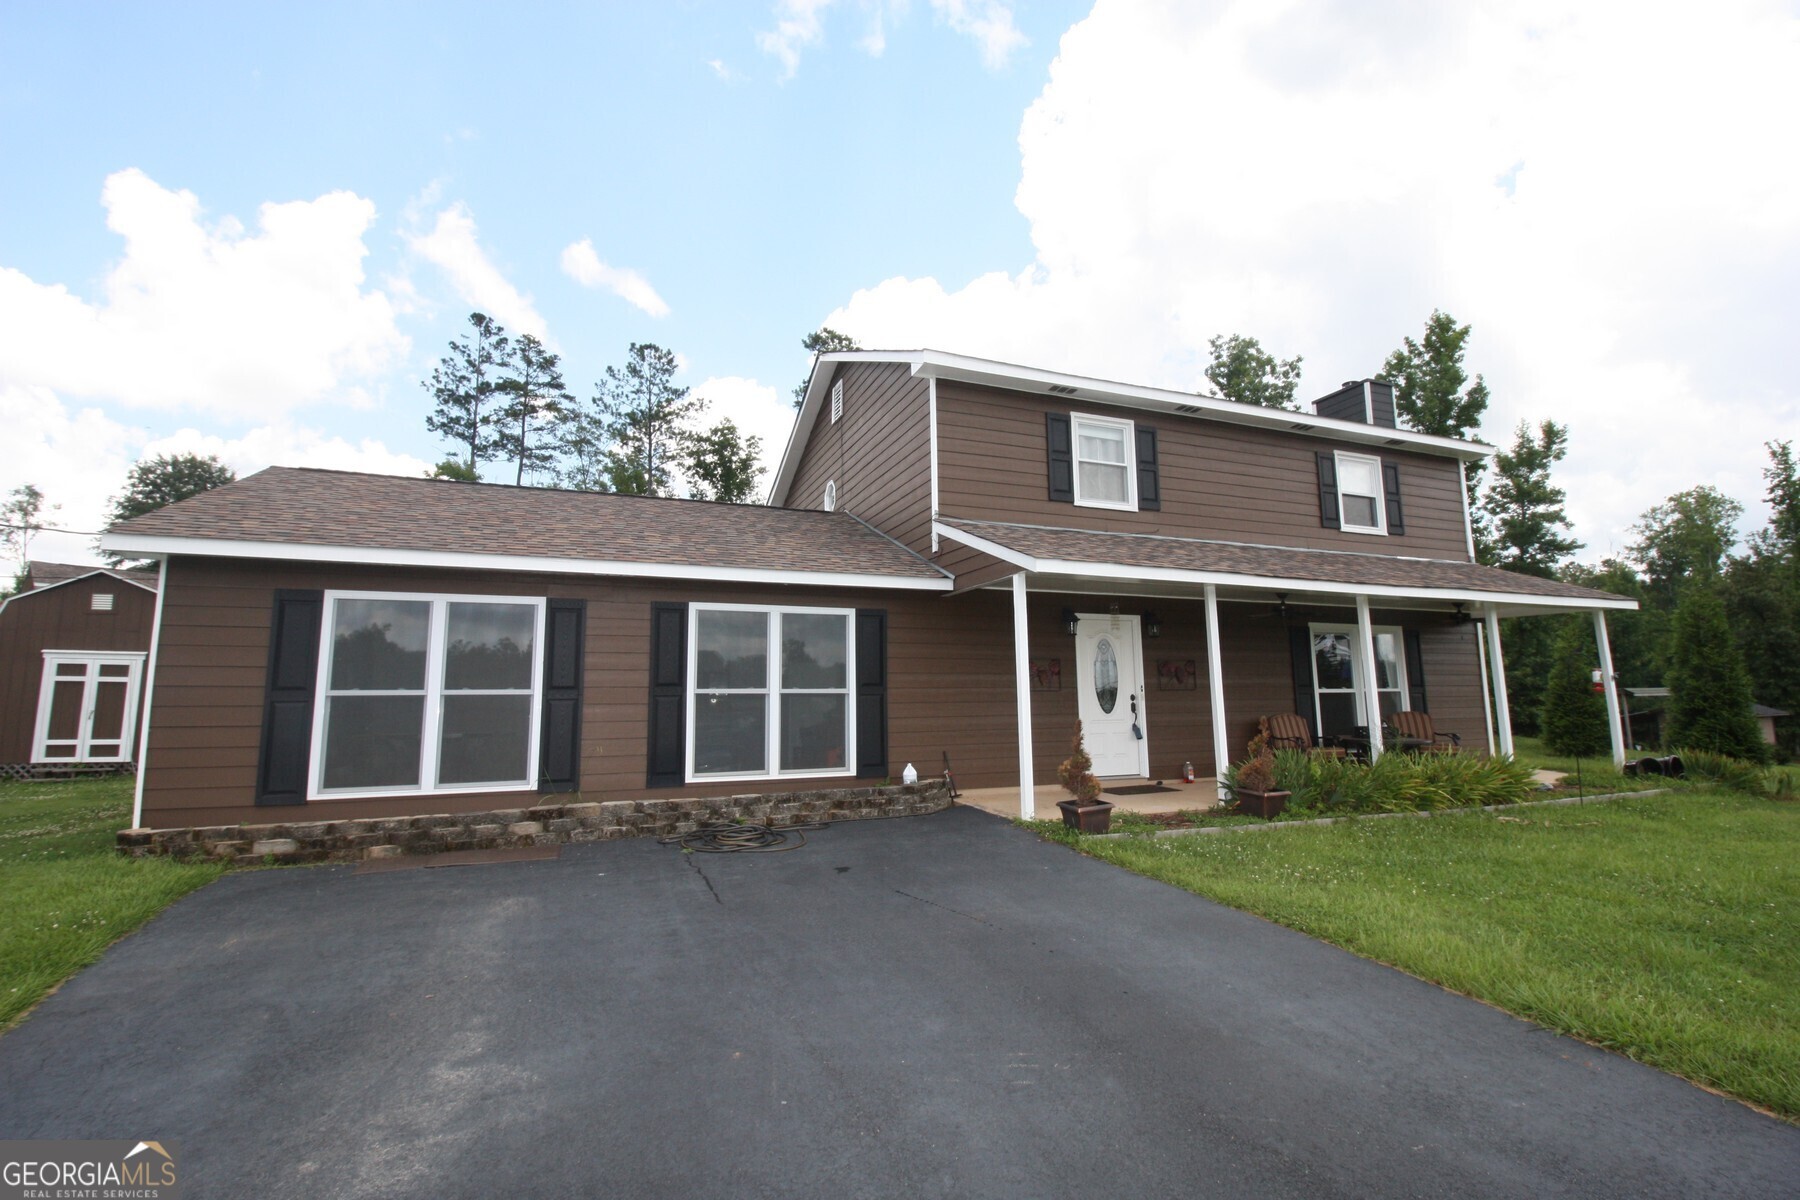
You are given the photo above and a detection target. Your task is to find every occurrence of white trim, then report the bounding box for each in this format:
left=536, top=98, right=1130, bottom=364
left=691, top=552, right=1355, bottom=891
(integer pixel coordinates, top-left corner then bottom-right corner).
left=1458, top=460, right=1477, bottom=561
left=1307, top=619, right=1406, bottom=750
left=132, top=557, right=168, bottom=828
left=1485, top=610, right=1515, bottom=757
left=1353, top=599, right=1386, bottom=759
left=927, top=377, right=940, bottom=553
left=1069, top=411, right=1138, bottom=512
left=100, top=534, right=954, bottom=592
left=308, top=591, right=546, bottom=802
left=1333, top=450, right=1387, bottom=536
left=1475, top=619, right=1497, bottom=757
left=822, top=480, right=837, bottom=512
left=1203, top=584, right=1230, bottom=788
left=1073, top=612, right=1149, bottom=778
left=1594, top=610, right=1626, bottom=768
left=930, top=521, right=1638, bottom=612
left=1011, top=573, right=1034, bottom=820
left=33, top=650, right=148, bottom=765
left=685, top=602, right=857, bottom=784
left=1362, top=381, right=1374, bottom=425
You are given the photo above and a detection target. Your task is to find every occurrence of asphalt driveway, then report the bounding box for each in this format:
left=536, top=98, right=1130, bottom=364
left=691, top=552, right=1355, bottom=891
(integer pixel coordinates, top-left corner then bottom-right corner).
left=2, top=806, right=1794, bottom=1198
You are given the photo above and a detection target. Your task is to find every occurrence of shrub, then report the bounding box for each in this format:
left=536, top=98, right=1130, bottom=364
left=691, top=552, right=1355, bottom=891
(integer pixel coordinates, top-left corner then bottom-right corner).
left=1666, top=585, right=1770, bottom=763
left=1673, top=748, right=1769, bottom=794
left=1057, top=721, right=1100, bottom=803
left=1262, top=750, right=1538, bottom=816
left=1541, top=619, right=1611, bottom=757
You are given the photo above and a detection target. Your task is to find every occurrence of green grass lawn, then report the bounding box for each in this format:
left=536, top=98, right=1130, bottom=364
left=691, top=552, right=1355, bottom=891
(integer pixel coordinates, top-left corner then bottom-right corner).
left=0, top=776, right=225, bottom=1032
left=1071, top=789, right=1799, bottom=1119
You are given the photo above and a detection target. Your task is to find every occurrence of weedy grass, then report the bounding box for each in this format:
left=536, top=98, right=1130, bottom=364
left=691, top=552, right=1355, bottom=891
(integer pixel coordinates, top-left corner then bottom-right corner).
left=0, top=776, right=224, bottom=1031
left=1073, top=789, right=1798, bottom=1119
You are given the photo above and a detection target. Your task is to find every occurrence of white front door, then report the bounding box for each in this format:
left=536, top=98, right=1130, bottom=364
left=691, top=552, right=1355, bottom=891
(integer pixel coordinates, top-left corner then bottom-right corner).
left=1075, top=614, right=1147, bottom=777
left=33, top=652, right=145, bottom=763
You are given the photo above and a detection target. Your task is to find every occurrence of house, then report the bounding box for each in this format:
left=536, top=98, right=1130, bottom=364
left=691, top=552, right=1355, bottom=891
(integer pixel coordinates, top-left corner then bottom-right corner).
left=1625, top=686, right=1791, bottom=752
left=100, top=350, right=1637, bottom=832
left=0, top=561, right=159, bottom=777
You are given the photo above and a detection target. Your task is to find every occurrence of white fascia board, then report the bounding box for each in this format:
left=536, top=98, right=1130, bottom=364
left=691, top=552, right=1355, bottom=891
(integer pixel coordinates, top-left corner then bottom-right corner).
left=0, top=568, right=158, bottom=620
left=100, top=533, right=955, bottom=592
left=767, top=351, right=928, bottom=506
left=930, top=521, right=1636, bottom=612
left=909, top=349, right=1491, bottom=462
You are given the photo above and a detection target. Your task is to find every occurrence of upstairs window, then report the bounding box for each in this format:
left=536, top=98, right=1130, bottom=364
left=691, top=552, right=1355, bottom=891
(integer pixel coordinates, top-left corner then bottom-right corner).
left=1334, top=451, right=1386, bottom=534
left=1071, top=413, right=1136, bottom=510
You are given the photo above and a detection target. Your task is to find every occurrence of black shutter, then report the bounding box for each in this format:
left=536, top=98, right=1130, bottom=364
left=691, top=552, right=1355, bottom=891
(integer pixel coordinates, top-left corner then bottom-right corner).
left=538, top=599, right=585, bottom=793
left=1046, top=413, right=1074, bottom=502
left=1316, top=452, right=1341, bottom=529
left=1135, top=425, right=1161, bottom=511
left=646, top=602, right=687, bottom=788
left=855, top=609, right=888, bottom=778
left=1288, top=626, right=1317, bottom=741
left=1403, top=629, right=1428, bottom=714
left=1383, top=463, right=1405, bottom=534
left=255, top=589, right=323, bottom=806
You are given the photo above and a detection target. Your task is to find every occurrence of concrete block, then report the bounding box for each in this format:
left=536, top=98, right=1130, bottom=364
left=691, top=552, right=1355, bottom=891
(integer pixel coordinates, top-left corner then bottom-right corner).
left=251, top=838, right=300, bottom=857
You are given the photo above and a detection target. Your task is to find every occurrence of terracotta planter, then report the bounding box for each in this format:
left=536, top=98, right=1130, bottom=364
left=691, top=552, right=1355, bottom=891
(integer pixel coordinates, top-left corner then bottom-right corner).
left=1057, top=799, right=1114, bottom=834
left=1234, top=788, right=1290, bottom=820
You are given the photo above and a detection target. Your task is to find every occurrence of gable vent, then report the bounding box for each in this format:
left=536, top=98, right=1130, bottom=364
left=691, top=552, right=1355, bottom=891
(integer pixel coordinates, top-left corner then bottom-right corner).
left=92, top=592, right=114, bottom=612
left=1290, top=423, right=1316, bottom=432
left=1386, top=438, right=1405, bottom=446
left=830, top=379, right=844, bottom=423
left=1046, top=384, right=1079, bottom=396
left=1173, top=404, right=1202, bottom=414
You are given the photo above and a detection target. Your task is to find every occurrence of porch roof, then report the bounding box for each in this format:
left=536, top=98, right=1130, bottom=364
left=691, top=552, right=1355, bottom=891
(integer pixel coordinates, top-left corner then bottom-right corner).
left=934, top=517, right=1637, bottom=613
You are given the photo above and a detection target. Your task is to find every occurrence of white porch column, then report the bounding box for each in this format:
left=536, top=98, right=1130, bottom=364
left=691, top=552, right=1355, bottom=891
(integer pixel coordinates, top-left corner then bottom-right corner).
left=1203, top=584, right=1231, bottom=790
left=1354, top=596, right=1384, bottom=760
left=1475, top=620, right=1497, bottom=757
left=1485, top=609, right=1515, bottom=757
left=1594, top=610, right=1627, bottom=768
left=1011, top=572, right=1035, bottom=820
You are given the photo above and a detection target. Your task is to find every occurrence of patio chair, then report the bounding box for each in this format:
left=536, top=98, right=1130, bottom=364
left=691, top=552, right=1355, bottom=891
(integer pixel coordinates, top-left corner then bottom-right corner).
left=1264, top=713, right=1346, bottom=759
left=1389, top=710, right=1461, bottom=753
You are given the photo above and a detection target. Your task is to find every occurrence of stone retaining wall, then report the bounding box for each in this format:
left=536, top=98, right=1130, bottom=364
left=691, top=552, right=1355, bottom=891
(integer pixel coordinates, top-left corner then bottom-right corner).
left=117, top=780, right=954, bottom=866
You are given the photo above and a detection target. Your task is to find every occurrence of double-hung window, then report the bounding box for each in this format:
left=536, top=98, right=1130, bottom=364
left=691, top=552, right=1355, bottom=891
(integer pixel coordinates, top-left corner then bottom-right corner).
left=1334, top=451, right=1386, bottom=534
left=1309, top=624, right=1407, bottom=739
left=1072, top=413, right=1136, bottom=510
left=689, top=604, right=854, bottom=781
left=312, top=592, right=544, bottom=798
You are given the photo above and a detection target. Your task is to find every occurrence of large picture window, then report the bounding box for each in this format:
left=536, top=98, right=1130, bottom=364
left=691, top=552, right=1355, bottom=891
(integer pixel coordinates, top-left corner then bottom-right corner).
left=1309, top=623, right=1407, bottom=739
left=689, top=604, right=854, bottom=781
left=1334, top=451, right=1386, bottom=534
left=1071, top=413, right=1137, bottom=510
left=311, top=592, right=544, bottom=798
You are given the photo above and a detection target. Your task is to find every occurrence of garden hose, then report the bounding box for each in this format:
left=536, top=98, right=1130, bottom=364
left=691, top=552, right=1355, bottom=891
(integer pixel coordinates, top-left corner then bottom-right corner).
left=658, top=821, right=830, bottom=853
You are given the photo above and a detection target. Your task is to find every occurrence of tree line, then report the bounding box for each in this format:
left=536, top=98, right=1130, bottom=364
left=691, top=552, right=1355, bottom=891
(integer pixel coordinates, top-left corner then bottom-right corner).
left=1203, top=314, right=1794, bottom=762
left=422, top=312, right=764, bottom=503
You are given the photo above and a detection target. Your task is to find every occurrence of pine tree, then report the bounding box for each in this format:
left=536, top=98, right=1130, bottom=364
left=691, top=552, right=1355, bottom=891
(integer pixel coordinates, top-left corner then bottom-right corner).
left=792, top=327, right=860, bottom=407
left=1664, top=584, right=1768, bottom=762
left=1383, top=309, right=1490, bottom=512
left=424, top=312, right=511, bottom=475
left=1204, top=334, right=1303, bottom=410
left=563, top=343, right=706, bottom=496
left=1540, top=619, right=1611, bottom=757
left=1484, top=420, right=1582, bottom=577
left=496, top=334, right=573, bottom=485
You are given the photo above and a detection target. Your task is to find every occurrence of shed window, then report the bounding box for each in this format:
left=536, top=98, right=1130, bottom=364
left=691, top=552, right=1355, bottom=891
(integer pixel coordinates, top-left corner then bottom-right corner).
left=312, top=591, right=544, bottom=798
left=1072, top=413, right=1136, bottom=510
left=689, top=604, right=854, bottom=781
left=1334, top=451, right=1386, bottom=534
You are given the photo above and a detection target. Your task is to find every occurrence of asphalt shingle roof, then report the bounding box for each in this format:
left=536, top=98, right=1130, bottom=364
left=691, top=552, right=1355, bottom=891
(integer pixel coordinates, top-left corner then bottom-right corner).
left=109, top=467, right=946, bottom=581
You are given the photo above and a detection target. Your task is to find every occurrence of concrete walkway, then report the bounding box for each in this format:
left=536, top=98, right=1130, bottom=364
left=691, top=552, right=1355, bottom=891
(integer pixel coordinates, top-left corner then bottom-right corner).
left=958, top=777, right=1221, bottom=819
left=1, top=807, right=1793, bottom=1198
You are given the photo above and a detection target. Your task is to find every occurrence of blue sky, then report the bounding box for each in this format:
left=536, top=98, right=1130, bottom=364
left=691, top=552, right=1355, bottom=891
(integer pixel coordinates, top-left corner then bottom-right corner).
left=5, top=1, right=1798, bottom=568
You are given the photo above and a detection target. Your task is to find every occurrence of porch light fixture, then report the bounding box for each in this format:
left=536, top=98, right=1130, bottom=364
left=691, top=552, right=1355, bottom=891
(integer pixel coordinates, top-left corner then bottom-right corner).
left=1274, top=592, right=1291, bottom=621
left=1143, top=611, right=1162, bottom=638
left=1061, top=607, right=1078, bottom=636
left=1452, top=603, right=1473, bottom=624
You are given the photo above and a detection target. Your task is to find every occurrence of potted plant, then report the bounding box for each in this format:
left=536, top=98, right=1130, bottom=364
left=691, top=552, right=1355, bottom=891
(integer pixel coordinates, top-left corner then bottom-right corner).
left=1231, top=718, right=1290, bottom=820
left=1056, top=721, right=1114, bottom=834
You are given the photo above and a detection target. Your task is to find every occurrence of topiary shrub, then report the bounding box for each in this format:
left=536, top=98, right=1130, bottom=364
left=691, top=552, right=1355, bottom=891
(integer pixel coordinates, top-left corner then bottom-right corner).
left=1666, top=585, right=1770, bottom=763
left=1057, top=721, right=1101, bottom=803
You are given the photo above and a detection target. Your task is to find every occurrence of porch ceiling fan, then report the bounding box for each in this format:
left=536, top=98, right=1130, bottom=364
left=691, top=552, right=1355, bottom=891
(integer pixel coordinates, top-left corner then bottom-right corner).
left=1273, top=592, right=1291, bottom=622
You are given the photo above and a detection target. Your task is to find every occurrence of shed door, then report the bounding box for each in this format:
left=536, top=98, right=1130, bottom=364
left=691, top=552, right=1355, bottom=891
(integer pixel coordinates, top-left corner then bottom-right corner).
left=33, top=654, right=144, bottom=763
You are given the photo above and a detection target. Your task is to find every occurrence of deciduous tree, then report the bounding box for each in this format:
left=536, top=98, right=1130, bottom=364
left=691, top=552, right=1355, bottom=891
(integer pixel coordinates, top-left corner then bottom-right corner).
left=108, top=453, right=237, bottom=524
left=685, top=419, right=765, bottom=504
left=2, top=483, right=55, bottom=593
left=1627, top=485, right=1742, bottom=606
left=424, top=312, right=512, bottom=475
left=1381, top=309, right=1491, bottom=440
left=1203, top=334, right=1303, bottom=410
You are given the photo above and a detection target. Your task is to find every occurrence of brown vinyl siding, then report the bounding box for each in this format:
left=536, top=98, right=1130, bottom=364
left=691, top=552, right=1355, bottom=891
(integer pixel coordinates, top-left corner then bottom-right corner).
left=933, top=380, right=1474, bottom=562
left=784, top=362, right=935, bottom=557
left=0, top=575, right=157, bottom=764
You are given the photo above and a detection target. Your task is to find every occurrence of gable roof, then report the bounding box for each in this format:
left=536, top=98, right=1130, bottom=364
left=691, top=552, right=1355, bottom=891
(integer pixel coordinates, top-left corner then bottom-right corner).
left=934, top=517, right=1637, bottom=612
left=772, top=348, right=1494, bottom=507
left=22, top=561, right=158, bottom=593
left=100, top=467, right=951, bottom=590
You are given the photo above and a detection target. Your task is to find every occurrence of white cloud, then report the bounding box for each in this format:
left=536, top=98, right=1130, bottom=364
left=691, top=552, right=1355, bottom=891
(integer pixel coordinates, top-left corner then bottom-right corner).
left=0, top=169, right=407, bottom=419
left=825, top=0, right=1800, bottom=555
left=406, top=202, right=549, bottom=340
left=930, top=0, right=1025, bottom=68
left=559, top=239, right=671, bottom=318
left=690, top=375, right=796, bottom=499
left=757, top=0, right=835, bottom=80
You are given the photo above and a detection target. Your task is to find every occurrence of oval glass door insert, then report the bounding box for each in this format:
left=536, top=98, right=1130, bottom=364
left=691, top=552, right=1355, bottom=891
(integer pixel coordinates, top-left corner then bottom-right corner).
left=1093, top=638, right=1119, bottom=713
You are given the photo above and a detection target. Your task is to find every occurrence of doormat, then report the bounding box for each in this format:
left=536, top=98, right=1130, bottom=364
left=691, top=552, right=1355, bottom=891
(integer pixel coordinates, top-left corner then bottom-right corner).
left=354, top=845, right=563, bottom=875
left=1103, top=784, right=1180, bottom=796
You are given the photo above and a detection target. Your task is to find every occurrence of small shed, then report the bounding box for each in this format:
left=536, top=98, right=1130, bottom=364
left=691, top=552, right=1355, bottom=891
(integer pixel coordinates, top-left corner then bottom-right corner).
left=0, top=561, right=159, bottom=776
left=1623, top=686, right=1789, bottom=751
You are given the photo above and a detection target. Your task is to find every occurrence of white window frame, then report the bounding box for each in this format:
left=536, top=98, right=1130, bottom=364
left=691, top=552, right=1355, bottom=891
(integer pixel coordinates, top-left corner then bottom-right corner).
left=1334, top=450, right=1387, bottom=535
left=1308, top=623, right=1408, bottom=734
left=308, top=590, right=546, bottom=801
left=686, top=602, right=857, bottom=784
left=32, top=650, right=146, bottom=763
left=1071, top=411, right=1138, bottom=512
left=822, top=480, right=837, bottom=511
